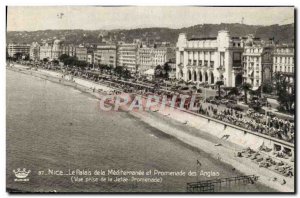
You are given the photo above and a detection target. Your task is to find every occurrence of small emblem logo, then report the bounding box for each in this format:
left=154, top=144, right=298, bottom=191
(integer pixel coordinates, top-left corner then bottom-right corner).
left=13, top=168, right=31, bottom=182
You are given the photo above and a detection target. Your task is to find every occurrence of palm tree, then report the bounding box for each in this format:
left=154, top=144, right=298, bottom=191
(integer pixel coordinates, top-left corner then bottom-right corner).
left=241, top=82, right=252, bottom=104
left=215, top=80, right=224, bottom=98
left=114, top=66, right=124, bottom=78
left=228, top=87, right=239, bottom=96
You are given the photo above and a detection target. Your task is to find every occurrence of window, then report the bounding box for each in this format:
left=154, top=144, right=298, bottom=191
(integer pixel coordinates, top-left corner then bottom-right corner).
left=220, top=52, right=225, bottom=66
left=199, top=60, right=202, bottom=66
left=233, top=52, right=242, bottom=66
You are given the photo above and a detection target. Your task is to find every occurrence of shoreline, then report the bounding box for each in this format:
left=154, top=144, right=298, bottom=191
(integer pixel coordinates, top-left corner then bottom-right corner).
left=6, top=65, right=294, bottom=192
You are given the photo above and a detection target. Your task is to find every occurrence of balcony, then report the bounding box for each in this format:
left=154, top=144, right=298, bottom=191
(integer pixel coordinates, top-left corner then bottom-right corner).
left=233, top=66, right=243, bottom=71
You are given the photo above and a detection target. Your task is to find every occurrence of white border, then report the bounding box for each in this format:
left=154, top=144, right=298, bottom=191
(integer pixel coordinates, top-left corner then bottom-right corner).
left=1, top=1, right=299, bottom=198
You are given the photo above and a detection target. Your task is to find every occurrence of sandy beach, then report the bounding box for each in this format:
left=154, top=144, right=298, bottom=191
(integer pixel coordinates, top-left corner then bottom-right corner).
left=7, top=64, right=294, bottom=192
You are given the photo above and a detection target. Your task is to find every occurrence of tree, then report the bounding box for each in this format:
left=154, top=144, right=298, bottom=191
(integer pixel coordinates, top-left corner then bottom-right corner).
left=14, top=52, right=23, bottom=60
left=75, top=60, right=88, bottom=68
left=63, top=56, right=78, bottom=66
left=228, top=87, right=239, bottom=96
left=98, top=64, right=105, bottom=73
left=241, top=82, right=252, bottom=104
left=262, top=82, right=273, bottom=94
left=123, top=69, right=131, bottom=79
left=43, top=58, right=49, bottom=63
left=59, top=54, right=69, bottom=62
left=154, top=65, right=162, bottom=78
left=274, top=72, right=295, bottom=113
left=162, top=62, right=171, bottom=78
left=106, top=65, right=112, bottom=75
left=52, top=59, right=59, bottom=65
left=215, top=80, right=224, bottom=98
left=114, top=66, right=124, bottom=78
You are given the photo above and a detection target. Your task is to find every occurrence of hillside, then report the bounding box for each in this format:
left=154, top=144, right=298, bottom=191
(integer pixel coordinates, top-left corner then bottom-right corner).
left=6, top=23, right=294, bottom=45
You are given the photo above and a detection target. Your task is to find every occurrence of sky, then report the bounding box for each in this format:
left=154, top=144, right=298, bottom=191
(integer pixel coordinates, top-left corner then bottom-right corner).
left=7, top=6, right=294, bottom=31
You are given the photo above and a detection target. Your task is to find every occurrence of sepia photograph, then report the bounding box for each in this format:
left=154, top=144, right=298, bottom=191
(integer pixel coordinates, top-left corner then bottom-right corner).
left=5, top=6, right=295, bottom=193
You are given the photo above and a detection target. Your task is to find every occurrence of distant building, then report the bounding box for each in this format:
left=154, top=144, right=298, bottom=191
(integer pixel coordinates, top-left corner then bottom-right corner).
left=138, top=46, right=175, bottom=72
left=61, top=45, right=76, bottom=57
left=39, top=40, right=63, bottom=61
left=7, top=43, right=30, bottom=58
left=51, top=40, right=62, bottom=60
left=272, top=44, right=294, bottom=92
left=167, top=58, right=177, bottom=79
left=176, top=30, right=244, bottom=87
left=87, top=53, right=94, bottom=65
left=243, top=42, right=273, bottom=89
left=75, top=46, right=88, bottom=62
left=29, top=42, right=40, bottom=61
left=39, top=42, right=53, bottom=61
left=94, top=45, right=117, bottom=67
left=117, top=43, right=138, bottom=72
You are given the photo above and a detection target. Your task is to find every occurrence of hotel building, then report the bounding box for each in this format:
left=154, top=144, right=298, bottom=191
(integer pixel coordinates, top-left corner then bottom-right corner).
left=138, top=47, right=175, bottom=72
left=243, top=40, right=273, bottom=89
left=29, top=42, right=40, bottom=61
left=7, top=43, right=30, bottom=58
left=39, top=42, right=53, bottom=61
left=61, top=45, right=76, bottom=57
left=75, top=46, right=88, bottom=62
left=272, top=44, right=295, bottom=92
left=117, top=43, right=138, bottom=72
left=39, top=40, right=62, bottom=61
left=94, top=45, right=117, bottom=67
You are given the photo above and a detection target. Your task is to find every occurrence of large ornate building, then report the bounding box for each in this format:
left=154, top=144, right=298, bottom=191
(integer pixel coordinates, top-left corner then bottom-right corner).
left=176, top=30, right=244, bottom=87
left=61, top=45, right=76, bottom=57
left=29, top=42, right=40, bottom=61
left=39, top=40, right=62, bottom=61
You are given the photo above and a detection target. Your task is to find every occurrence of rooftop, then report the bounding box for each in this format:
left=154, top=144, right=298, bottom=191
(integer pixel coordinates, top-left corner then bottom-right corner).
left=188, top=37, right=217, bottom=41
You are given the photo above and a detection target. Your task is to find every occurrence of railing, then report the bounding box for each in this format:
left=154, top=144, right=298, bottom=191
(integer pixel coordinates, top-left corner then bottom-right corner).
left=187, top=175, right=259, bottom=192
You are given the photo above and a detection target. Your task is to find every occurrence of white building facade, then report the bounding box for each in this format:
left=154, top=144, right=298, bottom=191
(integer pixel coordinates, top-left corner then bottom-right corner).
left=94, top=45, right=117, bottom=67
left=29, top=42, right=40, bottom=61
left=138, top=47, right=175, bottom=72
left=7, top=43, right=30, bottom=58
left=273, top=44, right=294, bottom=92
left=176, top=30, right=244, bottom=87
left=243, top=44, right=273, bottom=89
left=117, top=43, right=138, bottom=72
